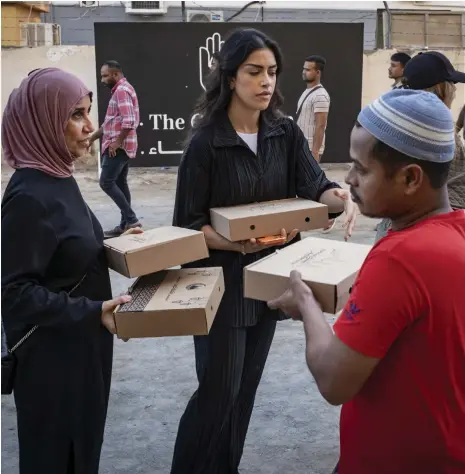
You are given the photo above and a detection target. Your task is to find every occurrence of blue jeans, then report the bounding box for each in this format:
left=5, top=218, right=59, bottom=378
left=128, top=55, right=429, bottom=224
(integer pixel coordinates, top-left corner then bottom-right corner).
left=99, top=149, right=138, bottom=228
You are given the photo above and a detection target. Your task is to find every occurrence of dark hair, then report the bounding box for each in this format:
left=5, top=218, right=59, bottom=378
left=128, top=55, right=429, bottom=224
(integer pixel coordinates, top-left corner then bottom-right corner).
left=187, top=28, right=284, bottom=139
left=103, top=60, right=123, bottom=72
left=355, top=122, right=450, bottom=189
left=390, top=52, right=411, bottom=67
left=305, top=55, right=326, bottom=72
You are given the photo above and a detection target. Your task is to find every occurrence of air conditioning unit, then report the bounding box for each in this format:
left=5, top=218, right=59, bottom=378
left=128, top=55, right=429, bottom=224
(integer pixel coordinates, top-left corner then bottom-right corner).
left=79, top=1, right=98, bottom=6
left=125, top=1, right=167, bottom=15
left=20, top=23, right=61, bottom=48
left=187, top=10, right=224, bottom=22
left=20, top=23, right=29, bottom=47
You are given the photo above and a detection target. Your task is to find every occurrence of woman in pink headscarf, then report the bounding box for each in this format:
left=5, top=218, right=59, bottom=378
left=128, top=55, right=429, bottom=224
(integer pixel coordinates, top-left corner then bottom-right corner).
left=1, top=68, right=139, bottom=474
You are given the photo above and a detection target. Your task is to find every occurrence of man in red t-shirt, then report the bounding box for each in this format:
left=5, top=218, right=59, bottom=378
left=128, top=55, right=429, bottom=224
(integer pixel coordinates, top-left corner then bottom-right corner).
left=269, top=89, right=465, bottom=474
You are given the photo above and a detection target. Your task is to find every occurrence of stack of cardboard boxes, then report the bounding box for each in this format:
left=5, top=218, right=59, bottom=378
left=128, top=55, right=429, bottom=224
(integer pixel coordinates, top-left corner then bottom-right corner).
left=105, top=198, right=371, bottom=339
left=105, top=226, right=224, bottom=339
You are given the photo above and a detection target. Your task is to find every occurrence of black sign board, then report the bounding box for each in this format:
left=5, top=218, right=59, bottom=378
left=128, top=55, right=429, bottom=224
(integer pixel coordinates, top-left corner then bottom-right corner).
left=94, top=22, right=363, bottom=167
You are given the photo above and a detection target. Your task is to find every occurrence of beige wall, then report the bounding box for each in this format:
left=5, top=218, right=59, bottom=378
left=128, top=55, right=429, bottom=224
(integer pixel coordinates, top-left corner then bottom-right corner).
left=2, top=46, right=464, bottom=163
left=1, top=46, right=99, bottom=126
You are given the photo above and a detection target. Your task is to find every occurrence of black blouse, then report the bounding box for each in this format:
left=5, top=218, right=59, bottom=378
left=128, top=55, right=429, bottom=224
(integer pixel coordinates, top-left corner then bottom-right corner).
left=173, top=112, right=341, bottom=327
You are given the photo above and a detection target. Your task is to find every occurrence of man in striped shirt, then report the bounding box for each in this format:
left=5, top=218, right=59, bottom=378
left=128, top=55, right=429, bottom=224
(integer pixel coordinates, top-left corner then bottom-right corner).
left=296, top=55, right=330, bottom=163
left=90, top=60, right=141, bottom=238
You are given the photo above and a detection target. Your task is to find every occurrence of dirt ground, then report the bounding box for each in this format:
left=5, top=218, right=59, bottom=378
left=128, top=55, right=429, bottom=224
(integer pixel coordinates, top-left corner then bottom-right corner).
left=1, top=165, right=379, bottom=474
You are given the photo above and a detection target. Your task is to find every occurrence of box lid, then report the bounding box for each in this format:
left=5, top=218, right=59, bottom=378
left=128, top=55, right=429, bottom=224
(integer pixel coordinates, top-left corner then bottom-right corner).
left=118, top=268, right=223, bottom=313
left=210, top=198, right=326, bottom=220
left=104, top=226, right=204, bottom=254
left=246, top=237, right=372, bottom=285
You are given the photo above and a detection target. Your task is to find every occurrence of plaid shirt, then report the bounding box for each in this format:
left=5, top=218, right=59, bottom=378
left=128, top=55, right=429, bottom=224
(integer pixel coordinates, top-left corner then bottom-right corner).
left=102, top=78, right=140, bottom=158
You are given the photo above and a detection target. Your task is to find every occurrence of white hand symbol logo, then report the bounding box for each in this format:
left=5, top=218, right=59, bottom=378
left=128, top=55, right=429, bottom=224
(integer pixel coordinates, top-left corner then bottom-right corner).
left=199, top=32, right=224, bottom=91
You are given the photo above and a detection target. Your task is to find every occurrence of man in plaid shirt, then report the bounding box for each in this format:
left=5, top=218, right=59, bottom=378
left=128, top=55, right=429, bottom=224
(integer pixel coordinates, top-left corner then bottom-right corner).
left=90, top=60, right=141, bottom=238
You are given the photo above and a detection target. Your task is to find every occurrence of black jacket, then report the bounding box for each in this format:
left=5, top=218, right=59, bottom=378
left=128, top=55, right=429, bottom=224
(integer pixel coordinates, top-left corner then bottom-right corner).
left=173, top=112, right=341, bottom=327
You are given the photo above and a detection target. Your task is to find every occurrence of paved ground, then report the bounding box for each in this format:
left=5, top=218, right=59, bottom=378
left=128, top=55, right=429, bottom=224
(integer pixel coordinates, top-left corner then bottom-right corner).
left=1, top=165, right=379, bottom=474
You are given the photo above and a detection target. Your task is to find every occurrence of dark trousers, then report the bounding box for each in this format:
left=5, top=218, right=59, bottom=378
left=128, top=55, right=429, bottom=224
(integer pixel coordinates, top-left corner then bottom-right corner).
left=17, top=436, right=100, bottom=474
left=99, top=149, right=138, bottom=228
left=170, top=318, right=277, bottom=474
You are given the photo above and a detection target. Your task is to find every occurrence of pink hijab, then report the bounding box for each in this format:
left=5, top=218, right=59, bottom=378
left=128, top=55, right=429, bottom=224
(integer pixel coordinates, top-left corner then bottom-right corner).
left=2, top=68, right=91, bottom=178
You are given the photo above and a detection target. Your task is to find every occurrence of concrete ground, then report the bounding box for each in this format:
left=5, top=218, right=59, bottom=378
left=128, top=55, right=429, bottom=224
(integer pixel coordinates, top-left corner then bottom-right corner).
left=1, top=165, right=379, bottom=474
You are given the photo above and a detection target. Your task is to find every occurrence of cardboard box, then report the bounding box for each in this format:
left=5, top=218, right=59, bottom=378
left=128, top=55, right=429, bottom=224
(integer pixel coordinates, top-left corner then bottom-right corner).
left=210, top=198, right=328, bottom=242
left=104, top=226, right=209, bottom=278
left=115, top=267, right=225, bottom=338
left=244, top=237, right=372, bottom=314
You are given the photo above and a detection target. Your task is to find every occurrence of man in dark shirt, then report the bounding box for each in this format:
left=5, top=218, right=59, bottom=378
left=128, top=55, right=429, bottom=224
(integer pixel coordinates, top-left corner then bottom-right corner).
left=388, top=52, right=411, bottom=89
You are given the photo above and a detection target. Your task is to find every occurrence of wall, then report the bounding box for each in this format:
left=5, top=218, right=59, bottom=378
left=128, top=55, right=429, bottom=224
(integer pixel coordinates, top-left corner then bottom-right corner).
left=42, top=5, right=378, bottom=50
left=1, top=3, right=41, bottom=47
left=2, top=46, right=464, bottom=164
left=1, top=45, right=99, bottom=136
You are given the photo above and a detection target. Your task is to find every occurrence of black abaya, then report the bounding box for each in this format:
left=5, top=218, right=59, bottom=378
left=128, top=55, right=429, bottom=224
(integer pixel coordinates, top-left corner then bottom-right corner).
left=2, top=168, right=113, bottom=474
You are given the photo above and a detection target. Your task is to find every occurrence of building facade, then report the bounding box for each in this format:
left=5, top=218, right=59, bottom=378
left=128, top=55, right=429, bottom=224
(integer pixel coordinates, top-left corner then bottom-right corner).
left=44, top=2, right=378, bottom=49
left=41, top=1, right=465, bottom=51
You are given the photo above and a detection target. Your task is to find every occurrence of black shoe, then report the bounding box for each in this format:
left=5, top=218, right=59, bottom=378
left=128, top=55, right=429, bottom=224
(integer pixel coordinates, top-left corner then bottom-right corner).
left=104, top=225, right=125, bottom=239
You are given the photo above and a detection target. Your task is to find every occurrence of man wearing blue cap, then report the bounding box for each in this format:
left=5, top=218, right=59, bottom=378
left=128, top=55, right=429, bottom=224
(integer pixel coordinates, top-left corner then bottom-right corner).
left=269, top=89, right=465, bottom=474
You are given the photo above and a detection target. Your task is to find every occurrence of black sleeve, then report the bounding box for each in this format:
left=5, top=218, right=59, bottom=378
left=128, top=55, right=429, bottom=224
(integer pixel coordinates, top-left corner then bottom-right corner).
left=172, top=133, right=212, bottom=230
left=1, top=193, right=103, bottom=329
left=291, top=119, right=341, bottom=202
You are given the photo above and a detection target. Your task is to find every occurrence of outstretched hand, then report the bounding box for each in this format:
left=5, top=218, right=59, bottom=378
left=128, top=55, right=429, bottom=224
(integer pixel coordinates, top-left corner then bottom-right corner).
left=332, top=189, right=357, bottom=241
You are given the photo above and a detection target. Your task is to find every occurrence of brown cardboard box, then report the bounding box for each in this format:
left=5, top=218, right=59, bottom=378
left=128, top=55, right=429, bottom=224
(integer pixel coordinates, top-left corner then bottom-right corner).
left=210, top=198, right=328, bottom=242
left=115, top=268, right=225, bottom=338
left=244, top=237, right=372, bottom=314
left=104, top=226, right=209, bottom=278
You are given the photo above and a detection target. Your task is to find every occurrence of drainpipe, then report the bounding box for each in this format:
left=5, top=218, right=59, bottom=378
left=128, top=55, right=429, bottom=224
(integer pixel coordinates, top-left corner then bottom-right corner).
left=181, top=1, right=186, bottom=22
left=383, top=1, right=392, bottom=49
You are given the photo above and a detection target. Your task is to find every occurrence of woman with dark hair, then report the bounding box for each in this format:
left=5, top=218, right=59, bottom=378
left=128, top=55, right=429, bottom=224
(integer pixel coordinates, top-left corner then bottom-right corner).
left=1, top=68, right=139, bottom=474
left=171, top=28, right=356, bottom=474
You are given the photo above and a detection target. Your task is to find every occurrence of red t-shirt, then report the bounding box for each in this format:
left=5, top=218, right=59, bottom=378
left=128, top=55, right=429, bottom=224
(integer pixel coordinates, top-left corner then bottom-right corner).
left=334, top=210, right=465, bottom=474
